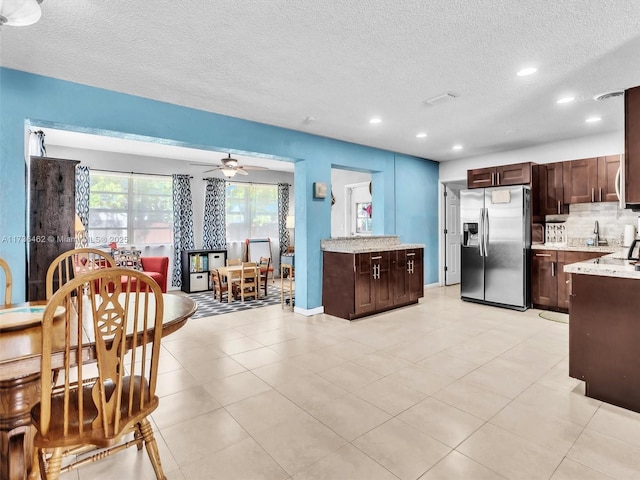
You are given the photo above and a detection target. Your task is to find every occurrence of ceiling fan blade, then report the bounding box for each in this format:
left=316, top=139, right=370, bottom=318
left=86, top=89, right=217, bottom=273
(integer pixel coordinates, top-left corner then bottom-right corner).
left=235, top=168, right=249, bottom=175
left=241, top=165, right=269, bottom=171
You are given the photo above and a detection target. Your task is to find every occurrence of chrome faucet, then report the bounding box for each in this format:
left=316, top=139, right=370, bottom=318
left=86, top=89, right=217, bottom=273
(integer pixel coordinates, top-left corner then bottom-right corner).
left=593, top=220, right=608, bottom=245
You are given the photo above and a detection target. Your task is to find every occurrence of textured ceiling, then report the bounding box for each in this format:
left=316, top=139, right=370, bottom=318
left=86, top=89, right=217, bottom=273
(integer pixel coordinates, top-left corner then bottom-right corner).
left=2, top=0, right=640, bottom=163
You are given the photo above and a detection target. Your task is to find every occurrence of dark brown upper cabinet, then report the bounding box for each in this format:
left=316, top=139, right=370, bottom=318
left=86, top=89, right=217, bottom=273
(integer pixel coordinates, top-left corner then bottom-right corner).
left=564, top=156, right=620, bottom=204
left=626, top=86, right=640, bottom=204
left=533, top=162, right=567, bottom=218
left=467, top=162, right=532, bottom=189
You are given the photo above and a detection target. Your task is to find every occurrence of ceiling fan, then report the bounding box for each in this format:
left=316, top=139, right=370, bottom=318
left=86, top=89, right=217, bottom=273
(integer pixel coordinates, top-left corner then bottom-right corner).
left=200, top=154, right=268, bottom=178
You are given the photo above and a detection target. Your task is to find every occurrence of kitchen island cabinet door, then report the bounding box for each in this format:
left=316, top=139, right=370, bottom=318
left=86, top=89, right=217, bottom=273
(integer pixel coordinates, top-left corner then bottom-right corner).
left=393, top=250, right=410, bottom=304
left=557, top=251, right=605, bottom=311
left=570, top=274, right=640, bottom=413
left=373, top=251, right=393, bottom=310
left=355, top=253, right=376, bottom=316
left=408, top=248, right=424, bottom=301
left=322, top=251, right=357, bottom=320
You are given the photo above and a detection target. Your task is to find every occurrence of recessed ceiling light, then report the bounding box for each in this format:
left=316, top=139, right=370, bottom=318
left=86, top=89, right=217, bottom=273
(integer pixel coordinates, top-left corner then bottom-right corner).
left=416, top=132, right=427, bottom=138
left=585, top=116, right=602, bottom=123
left=517, top=67, right=537, bottom=77
left=557, top=96, right=575, bottom=104
left=369, top=117, right=382, bottom=124
left=452, top=145, right=463, bottom=150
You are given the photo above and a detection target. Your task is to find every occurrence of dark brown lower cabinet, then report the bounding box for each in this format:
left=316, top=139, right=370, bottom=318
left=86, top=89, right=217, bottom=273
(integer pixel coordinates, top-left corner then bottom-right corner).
left=323, top=248, right=424, bottom=320
left=532, top=249, right=604, bottom=312
left=569, top=274, right=640, bottom=413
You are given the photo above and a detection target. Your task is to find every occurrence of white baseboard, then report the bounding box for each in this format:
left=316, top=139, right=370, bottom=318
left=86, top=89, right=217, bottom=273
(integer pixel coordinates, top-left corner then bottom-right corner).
left=424, top=282, right=440, bottom=290
left=294, top=306, right=324, bottom=316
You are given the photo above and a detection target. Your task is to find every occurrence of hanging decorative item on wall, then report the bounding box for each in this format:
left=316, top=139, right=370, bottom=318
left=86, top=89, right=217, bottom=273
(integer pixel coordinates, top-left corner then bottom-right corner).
left=331, top=190, right=336, bottom=206
left=313, top=182, right=327, bottom=199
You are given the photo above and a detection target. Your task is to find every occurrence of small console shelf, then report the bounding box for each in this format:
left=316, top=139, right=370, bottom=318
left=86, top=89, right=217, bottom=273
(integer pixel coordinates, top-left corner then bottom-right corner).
left=181, top=249, right=227, bottom=293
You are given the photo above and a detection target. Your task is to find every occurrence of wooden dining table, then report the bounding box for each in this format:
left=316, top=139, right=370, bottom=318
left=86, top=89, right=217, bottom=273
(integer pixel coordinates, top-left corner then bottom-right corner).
left=0, top=293, right=197, bottom=480
left=216, top=265, right=262, bottom=303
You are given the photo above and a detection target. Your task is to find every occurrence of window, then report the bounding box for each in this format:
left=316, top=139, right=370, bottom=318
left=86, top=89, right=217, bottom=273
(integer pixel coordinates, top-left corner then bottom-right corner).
left=88, top=171, right=173, bottom=246
left=225, top=183, right=278, bottom=241
left=356, top=202, right=372, bottom=233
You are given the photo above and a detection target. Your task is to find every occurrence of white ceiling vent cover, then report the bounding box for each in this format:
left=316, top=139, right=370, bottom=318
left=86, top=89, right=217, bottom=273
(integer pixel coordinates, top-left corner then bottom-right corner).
left=593, top=90, right=624, bottom=101
left=424, top=92, right=457, bottom=106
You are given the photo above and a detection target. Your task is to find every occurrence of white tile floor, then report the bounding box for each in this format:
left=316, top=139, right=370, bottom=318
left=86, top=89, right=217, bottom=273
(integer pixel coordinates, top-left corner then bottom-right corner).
left=61, top=286, right=640, bottom=479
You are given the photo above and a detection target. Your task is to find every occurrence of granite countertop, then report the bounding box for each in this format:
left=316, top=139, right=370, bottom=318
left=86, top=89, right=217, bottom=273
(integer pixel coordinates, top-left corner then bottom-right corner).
left=328, top=244, right=424, bottom=253
left=321, top=236, right=424, bottom=254
left=564, top=253, right=640, bottom=280
left=532, top=244, right=620, bottom=253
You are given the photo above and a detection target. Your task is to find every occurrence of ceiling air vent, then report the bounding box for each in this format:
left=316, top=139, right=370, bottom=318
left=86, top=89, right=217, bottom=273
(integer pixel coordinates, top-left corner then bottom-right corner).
left=593, top=90, right=624, bottom=102
left=424, top=92, right=457, bottom=106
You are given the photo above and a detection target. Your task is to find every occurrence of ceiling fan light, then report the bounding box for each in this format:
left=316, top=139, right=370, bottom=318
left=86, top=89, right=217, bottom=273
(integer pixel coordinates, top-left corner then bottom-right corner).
left=222, top=154, right=238, bottom=168
left=0, top=0, right=42, bottom=27
left=221, top=168, right=237, bottom=178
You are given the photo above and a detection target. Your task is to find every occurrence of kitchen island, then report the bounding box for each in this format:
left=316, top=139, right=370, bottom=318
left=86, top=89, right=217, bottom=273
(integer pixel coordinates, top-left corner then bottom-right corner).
left=321, top=236, right=424, bottom=320
left=564, top=253, right=640, bottom=413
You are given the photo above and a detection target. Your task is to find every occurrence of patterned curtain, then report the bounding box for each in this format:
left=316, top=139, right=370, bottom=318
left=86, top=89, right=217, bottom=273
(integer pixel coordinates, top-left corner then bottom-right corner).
left=278, top=183, right=290, bottom=255
left=172, top=174, right=195, bottom=287
left=203, top=178, right=227, bottom=249
left=75, top=165, right=90, bottom=247
left=29, top=130, right=47, bottom=157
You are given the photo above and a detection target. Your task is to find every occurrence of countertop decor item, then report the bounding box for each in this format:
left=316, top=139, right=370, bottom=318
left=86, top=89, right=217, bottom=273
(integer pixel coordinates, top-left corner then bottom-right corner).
left=623, top=224, right=637, bottom=247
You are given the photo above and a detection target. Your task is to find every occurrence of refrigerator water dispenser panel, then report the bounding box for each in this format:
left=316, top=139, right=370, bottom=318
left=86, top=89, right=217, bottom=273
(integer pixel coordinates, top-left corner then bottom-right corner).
left=463, top=223, right=479, bottom=246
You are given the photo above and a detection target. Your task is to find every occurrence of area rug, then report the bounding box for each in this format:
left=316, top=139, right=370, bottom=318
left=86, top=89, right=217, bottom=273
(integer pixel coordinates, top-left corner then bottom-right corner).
left=538, top=311, right=569, bottom=324
left=185, top=284, right=289, bottom=319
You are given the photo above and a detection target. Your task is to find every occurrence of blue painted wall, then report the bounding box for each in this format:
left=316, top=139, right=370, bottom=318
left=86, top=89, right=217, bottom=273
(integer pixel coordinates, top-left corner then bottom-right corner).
left=0, top=67, right=439, bottom=306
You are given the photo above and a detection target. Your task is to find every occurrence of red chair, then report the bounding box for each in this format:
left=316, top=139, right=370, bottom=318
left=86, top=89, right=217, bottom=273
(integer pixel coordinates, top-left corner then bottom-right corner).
left=120, top=257, right=169, bottom=293
left=140, top=257, right=169, bottom=292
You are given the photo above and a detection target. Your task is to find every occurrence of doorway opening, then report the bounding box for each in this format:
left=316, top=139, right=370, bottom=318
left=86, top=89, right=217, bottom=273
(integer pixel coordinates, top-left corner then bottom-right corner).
left=443, top=182, right=465, bottom=285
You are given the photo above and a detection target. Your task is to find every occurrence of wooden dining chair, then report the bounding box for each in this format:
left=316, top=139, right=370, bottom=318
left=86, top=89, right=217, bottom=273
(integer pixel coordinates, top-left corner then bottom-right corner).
left=46, top=248, right=116, bottom=300
left=210, top=268, right=230, bottom=302
left=32, top=268, right=167, bottom=480
left=238, top=262, right=259, bottom=302
left=0, top=257, right=12, bottom=306
left=226, top=258, right=241, bottom=266
left=258, top=256, right=270, bottom=297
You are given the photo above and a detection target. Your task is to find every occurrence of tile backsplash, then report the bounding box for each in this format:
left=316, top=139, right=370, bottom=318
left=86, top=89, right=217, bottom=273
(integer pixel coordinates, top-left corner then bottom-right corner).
left=547, top=203, right=640, bottom=246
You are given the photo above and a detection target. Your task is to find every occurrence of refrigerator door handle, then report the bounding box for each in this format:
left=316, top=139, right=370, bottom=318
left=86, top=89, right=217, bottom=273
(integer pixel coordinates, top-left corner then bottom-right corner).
left=478, top=208, right=485, bottom=257
left=483, top=208, right=489, bottom=257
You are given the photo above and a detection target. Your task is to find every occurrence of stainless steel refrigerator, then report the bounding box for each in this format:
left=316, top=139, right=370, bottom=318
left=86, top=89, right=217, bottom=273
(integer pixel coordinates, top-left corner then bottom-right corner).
left=460, top=185, right=530, bottom=310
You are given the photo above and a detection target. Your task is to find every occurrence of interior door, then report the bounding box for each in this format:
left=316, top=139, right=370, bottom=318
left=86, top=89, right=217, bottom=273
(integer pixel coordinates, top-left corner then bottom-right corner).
left=445, top=185, right=462, bottom=285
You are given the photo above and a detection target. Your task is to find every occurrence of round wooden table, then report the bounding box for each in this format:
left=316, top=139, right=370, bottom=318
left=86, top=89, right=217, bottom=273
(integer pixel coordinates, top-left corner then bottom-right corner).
left=0, top=294, right=196, bottom=480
